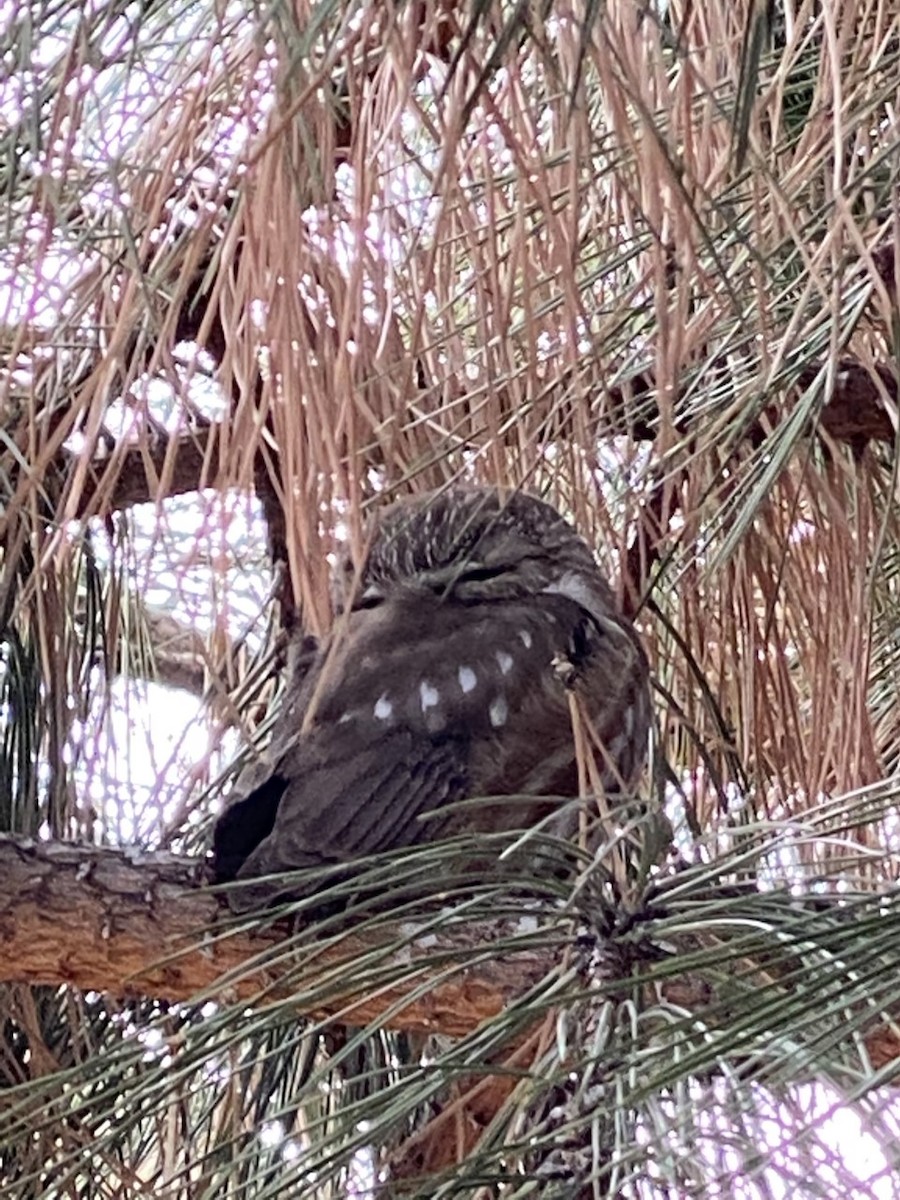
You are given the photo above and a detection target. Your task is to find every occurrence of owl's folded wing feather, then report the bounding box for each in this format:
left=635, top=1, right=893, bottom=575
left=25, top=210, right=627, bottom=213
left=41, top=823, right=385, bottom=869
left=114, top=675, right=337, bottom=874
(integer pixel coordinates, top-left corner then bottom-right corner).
left=215, top=727, right=470, bottom=909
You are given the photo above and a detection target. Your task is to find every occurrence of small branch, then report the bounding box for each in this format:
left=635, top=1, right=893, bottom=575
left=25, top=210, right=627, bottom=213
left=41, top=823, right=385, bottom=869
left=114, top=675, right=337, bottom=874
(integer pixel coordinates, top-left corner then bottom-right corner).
left=602, top=358, right=897, bottom=446
left=133, top=602, right=228, bottom=697
left=71, top=426, right=214, bottom=517
left=616, top=359, right=897, bottom=610
left=806, top=360, right=896, bottom=445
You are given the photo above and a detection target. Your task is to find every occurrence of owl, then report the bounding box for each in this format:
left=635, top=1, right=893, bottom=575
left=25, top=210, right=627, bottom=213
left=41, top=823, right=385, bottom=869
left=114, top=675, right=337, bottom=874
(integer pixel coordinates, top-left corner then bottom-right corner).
left=212, top=486, right=650, bottom=910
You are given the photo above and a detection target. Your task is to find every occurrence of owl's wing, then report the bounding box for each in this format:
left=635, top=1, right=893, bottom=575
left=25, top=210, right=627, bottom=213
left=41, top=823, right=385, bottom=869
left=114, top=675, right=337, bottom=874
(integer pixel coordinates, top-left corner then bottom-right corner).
left=212, top=607, right=477, bottom=903
left=212, top=585, right=648, bottom=909
left=233, top=724, right=469, bottom=886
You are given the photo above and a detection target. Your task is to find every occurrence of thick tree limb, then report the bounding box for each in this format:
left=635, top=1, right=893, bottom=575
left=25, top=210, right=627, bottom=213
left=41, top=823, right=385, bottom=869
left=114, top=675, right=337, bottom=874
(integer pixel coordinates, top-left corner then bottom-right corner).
left=2, top=835, right=900, bottom=1071
left=0, top=836, right=551, bottom=1037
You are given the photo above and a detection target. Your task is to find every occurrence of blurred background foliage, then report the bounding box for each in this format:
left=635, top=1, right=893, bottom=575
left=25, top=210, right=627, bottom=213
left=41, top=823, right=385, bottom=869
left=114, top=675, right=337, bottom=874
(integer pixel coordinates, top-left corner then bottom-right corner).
left=3, top=0, right=900, bottom=1194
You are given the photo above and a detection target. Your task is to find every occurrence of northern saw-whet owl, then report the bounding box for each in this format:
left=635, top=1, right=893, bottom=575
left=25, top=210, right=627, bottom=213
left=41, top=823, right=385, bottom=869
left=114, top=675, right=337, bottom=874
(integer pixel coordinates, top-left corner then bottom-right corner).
left=212, top=486, right=651, bottom=910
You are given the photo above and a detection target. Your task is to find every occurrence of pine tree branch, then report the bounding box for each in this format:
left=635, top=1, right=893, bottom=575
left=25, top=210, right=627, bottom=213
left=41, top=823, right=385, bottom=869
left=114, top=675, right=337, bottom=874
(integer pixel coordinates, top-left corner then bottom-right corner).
left=70, top=425, right=215, bottom=517
left=2, top=834, right=900, bottom=1072
left=0, top=835, right=550, bottom=1036
left=123, top=600, right=233, bottom=698
left=63, top=358, right=896, bottom=520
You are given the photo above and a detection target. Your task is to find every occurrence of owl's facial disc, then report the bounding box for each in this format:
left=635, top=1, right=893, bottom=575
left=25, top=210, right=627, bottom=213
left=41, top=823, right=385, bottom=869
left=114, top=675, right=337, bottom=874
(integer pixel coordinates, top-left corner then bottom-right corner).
left=412, top=558, right=517, bottom=599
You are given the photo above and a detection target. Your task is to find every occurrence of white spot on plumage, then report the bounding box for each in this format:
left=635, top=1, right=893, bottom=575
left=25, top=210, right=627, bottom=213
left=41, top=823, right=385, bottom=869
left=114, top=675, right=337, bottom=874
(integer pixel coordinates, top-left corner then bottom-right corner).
left=518, top=629, right=532, bottom=649
left=489, top=696, right=508, bottom=727
left=419, top=681, right=440, bottom=711
left=458, top=666, right=477, bottom=694
left=374, top=694, right=393, bottom=720
left=496, top=651, right=514, bottom=675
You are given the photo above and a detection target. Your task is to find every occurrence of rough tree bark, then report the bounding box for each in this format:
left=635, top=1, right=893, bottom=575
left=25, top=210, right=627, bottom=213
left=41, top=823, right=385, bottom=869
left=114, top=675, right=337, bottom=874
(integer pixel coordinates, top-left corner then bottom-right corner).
left=1, top=834, right=899, bottom=1071
left=0, top=835, right=555, bottom=1036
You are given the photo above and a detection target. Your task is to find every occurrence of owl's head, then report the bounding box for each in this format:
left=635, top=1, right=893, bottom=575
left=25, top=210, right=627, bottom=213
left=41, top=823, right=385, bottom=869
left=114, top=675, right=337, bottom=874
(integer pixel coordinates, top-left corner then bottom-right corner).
left=337, top=486, right=617, bottom=615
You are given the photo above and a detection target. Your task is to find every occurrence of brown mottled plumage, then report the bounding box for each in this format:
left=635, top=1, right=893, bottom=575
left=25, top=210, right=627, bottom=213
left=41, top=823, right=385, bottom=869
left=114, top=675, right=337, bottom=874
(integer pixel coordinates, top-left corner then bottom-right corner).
left=212, top=486, right=650, bottom=910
